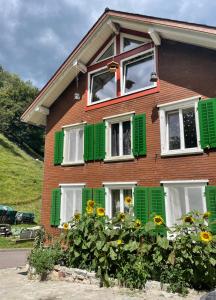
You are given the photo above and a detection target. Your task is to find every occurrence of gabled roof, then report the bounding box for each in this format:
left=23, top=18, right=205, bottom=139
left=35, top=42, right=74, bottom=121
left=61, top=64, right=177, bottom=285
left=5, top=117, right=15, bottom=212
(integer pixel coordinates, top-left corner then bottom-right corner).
left=21, top=8, right=216, bottom=126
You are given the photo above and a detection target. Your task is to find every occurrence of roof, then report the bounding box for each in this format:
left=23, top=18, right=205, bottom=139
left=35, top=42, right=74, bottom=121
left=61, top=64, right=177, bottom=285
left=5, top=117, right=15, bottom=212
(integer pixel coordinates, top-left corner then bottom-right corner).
left=21, top=9, right=216, bottom=126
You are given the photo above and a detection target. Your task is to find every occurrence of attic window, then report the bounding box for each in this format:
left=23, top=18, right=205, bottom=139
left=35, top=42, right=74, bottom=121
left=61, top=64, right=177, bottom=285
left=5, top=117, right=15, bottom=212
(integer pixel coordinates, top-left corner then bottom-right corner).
left=96, top=42, right=114, bottom=62
left=121, top=34, right=149, bottom=53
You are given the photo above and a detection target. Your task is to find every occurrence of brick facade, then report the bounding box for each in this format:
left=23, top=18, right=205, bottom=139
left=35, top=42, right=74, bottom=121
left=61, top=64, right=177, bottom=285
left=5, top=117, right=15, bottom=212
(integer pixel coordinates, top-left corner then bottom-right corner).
left=42, top=40, right=216, bottom=234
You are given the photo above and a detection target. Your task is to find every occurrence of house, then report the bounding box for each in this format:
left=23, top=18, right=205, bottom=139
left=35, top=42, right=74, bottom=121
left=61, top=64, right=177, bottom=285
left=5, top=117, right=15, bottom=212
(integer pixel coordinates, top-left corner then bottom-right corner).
left=21, top=9, right=216, bottom=234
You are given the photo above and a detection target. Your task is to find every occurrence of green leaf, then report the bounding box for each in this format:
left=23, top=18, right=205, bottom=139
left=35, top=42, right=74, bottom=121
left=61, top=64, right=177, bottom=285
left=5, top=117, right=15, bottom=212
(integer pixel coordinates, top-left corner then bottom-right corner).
left=145, top=221, right=155, bottom=232
left=74, top=251, right=80, bottom=258
left=96, top=241, right=104, bottom=250
left=157, top=236, right=169, bottom=250
left=74, top=237, right=81, bottom=246
left=109, top=247, right=117, bottom=260
left=210, top=257, right=216, bottom=266
left=168, top=251, right=175, bottom=265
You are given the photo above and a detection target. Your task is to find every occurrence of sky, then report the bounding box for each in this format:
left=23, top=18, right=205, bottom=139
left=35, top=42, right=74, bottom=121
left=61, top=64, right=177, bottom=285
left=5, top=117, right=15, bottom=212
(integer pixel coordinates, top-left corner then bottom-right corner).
left=0, top=0, right=215, bottom=89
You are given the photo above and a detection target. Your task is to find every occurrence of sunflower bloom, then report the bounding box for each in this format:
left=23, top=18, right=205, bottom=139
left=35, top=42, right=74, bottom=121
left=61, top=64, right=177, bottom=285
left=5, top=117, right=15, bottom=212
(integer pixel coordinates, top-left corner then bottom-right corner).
left=124, top=196, right=132, bottom=206
left=200, top=231, right=212, bottom=243
left=86, top=206, right=94, bottom=215
left=74, top=212, right=81, bottom=221
left=203, top=212, right=211, bottom=219
left=135, top=219, right=141, bottom=228
left=63, top=223, right=69, bottom=230
left=183, top=216, right=194, bottom=224
left=97, top=207, right=105, bottom=217
left=154, top=215, right=164, bottom=226
left=118, top=212, right=125, bottom=221
left=87, top=200, right=95, bottom=208
left=117, top=239, right=122, bottom=246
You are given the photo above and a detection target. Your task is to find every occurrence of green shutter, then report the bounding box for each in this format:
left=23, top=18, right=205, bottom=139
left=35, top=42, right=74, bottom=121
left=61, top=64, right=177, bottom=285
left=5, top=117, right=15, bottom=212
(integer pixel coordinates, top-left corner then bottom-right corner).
left=84, top=124, right=94, bottom=161
left=205, top=186, right=216, bottom=234
left=50, top=188, right=61, bottom=226
left=54, top=131, right=64, bottom=165
left=94, top=123, right=105, bottom=160
left=133, top=114, right=146, bottom=156
left=82, top=188, right=93, bottom=214
left=149, top=187, right=166, bottom=235
left=93, top=188, right=105, bottom=208
left=198, top=98, right=216, bottom=149
left=134, top=187, right=149, bottom=224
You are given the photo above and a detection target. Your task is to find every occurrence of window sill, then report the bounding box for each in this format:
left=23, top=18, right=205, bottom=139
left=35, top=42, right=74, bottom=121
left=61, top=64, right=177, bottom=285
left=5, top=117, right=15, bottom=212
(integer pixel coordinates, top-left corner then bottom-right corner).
left=104, top=155, right=134, bottom=162
left=61, top=161, right=84, bottom=166
left=161, top=148, right=204, bottom=157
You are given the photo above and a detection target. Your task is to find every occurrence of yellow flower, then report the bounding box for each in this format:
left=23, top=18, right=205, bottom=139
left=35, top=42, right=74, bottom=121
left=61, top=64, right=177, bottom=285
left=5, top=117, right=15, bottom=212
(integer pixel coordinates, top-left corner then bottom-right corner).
left=183, top=216, right=194, bottom=224
left=135, top=219, right=141, bottom=228
left=154, top=215, right=164, bottom=226
left=63, top=223, right=69, bottom=230
left=124, top=196, right=132, bottom=206
left=117, top=239, right=122, bottom=246
left=200, top=231, right=212, bottom=243
left=97, top=207, right=105, bottom=217
left=203, top=212, right=211, bottom=219
left=86, top=206, right=94, bottom=214
left=87, top=200, right=95, bottom=208
left=118, top=212, right=125, bottom=221
left=74, top=212, right=81, bottom=221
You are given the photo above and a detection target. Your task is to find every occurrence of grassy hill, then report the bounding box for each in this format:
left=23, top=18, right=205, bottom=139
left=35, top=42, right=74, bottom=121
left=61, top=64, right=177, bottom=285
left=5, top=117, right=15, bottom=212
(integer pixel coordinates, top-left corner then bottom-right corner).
left=0, top=133, right=43, bottom=223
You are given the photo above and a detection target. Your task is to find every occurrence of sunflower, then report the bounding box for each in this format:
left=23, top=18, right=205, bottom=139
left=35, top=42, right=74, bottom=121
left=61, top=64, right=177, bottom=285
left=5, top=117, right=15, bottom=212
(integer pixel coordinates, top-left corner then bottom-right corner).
left=200, top=231, right=212, bottom=243
left=74, top=212, right=81, bottom=221
left=124, top=196, right=132, bottom=206
left=153, top=215, right=164, bottom=226
left=183, top=215, right=194, bottom=224
left=63, top=223, right=69, bottom=230
left=135, top=219, right=141, bottom=228
left=203, top=212, right=211, bottom=219
left=87, top=200, right=95, bottom=208
left=118, top=212, right=125, bottom=221
left=86, top=206, right=94, bottom=214
left=117, top=239, right=122, bottom=246
left=97, top=207, right=105, bottom=217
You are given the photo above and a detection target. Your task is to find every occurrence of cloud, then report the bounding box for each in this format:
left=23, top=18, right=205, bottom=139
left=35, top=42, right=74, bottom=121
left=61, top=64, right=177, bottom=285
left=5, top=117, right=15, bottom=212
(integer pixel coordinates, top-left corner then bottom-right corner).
left=0, top=0, right=215, bottom=89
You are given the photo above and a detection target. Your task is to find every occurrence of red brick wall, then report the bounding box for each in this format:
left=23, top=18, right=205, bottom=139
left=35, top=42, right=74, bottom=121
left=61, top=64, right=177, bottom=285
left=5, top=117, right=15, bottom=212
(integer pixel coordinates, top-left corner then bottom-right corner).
left=42, top=40, right=216, bottom=233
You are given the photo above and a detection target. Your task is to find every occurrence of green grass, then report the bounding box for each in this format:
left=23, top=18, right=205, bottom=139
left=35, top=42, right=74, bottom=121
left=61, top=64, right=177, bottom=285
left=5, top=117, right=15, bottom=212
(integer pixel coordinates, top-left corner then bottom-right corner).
left=0, top=133, right=43, bottom=223
left=0, top=236, right=33, bottom=248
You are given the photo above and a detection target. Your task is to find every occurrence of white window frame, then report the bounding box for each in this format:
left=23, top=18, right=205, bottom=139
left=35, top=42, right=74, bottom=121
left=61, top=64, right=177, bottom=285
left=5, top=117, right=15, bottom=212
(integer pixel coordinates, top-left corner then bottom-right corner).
left=91, top=37, right=116, bottom=65
left=158, top=96, right=203, bottom=156
left=103, top=182, right=137, bottom=219
left=59, top=183, right=85, bottom=227
left=161, top=180, right=208, bottom=228
left=120, top=48, right=156, bottom=96
left=88, top=66, right=117, bottom=105
left=120, top=33, right=150, bottom=53
left=104, top=112, right=135, bottom=162
left=62, top=122, right=85, bottom=166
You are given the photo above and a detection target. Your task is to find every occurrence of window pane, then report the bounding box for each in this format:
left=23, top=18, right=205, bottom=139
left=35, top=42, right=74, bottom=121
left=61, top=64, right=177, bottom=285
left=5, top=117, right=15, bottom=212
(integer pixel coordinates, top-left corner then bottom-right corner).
left=77, top=128, right=84, bottom=161
left=68, top=129, right=76, bottom=162
left=169, top=187, right=186, bottom=225
left=123, top=53, right=154, bottom=93
left=74, top=189, right=82, bottom=214
left=187, top=187, right=204, bottom=212
left=111, top=123, right=119, bottom=156
left=123, top=189, right=132, bottom=213
left=91, top=71, right=115, bottom=103
left=111, top=190, right=120, bottom=217
left=123, top=37, right=143, bottom=52
left=64, top=189, right=74, bottom=222
left=96, top=43, right=114, bottom=62
left=168, top=112, right=180, bottom=150
left=183, top=108, right=197, bottom=148
left=123, top=121, right=131, bottom=155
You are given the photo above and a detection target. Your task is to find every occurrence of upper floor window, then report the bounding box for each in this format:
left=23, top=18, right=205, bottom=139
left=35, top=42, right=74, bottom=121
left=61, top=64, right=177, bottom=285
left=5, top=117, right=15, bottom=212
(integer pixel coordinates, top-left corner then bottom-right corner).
left=158, top=96, right=203, bottom=156
left=121, top=50, right=155, bottom=95
left=120, top=33, right=150, bottom=53
left=63, top=124, right=84, bottom=165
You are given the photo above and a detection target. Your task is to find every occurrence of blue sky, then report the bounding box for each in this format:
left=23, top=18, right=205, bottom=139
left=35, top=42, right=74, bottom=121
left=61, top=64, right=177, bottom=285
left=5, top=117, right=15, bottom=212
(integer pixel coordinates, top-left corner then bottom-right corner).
left=0, top=0, right=215, bottom=89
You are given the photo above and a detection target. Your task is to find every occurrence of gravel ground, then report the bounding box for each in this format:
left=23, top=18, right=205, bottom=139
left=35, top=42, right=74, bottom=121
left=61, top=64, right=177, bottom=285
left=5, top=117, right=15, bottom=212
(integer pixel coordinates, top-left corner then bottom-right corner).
left=0, top=266, right=205, bottom=300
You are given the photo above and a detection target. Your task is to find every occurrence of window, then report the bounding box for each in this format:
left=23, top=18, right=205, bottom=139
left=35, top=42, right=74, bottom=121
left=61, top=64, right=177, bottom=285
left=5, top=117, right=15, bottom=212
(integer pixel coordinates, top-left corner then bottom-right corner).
left=163, top=181, right=207, bottom=227
left=60, top=184, right=84, bottom=224
left=121, top=51, right=155, bottom=95
left=96, top=42, right=114, bottom=62
left=120, top=33, right=150, bottom=53
left=89, top=69, right=116, bottom=103
left=158, top=96, right=203, bottom=156
left=63, top=124, right=84, bottom=165
left=104, top=182, right=136, bottom=218
left=105, top=113, right=134, bottom=161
